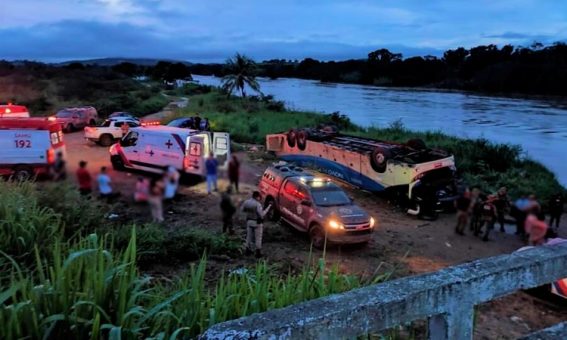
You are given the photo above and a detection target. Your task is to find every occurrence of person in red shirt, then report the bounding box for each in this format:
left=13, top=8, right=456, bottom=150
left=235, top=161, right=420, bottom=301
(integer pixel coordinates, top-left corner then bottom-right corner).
left=76, top=160, right=92, bottom=196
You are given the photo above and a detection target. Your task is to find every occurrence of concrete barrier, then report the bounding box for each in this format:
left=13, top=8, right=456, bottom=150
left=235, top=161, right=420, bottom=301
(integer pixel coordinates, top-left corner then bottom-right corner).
left=201, top=242, right=567, bottom=340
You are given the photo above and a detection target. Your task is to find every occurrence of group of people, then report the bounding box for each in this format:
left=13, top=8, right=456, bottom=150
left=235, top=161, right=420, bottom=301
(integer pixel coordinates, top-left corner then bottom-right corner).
left=455, top=186, right=564, bottom=245
left=184, top=115, right=211, bottom=131
left=133, top=165, right=181, bottom=222
left=75, top=161, right=119, bottom=201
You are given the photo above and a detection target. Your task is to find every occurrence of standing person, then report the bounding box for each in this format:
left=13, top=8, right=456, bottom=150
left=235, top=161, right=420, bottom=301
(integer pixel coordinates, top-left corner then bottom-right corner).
left=205, top=152, right=218, bottom=194
left=494, top=186, right=510, bottom=232
left=475, top=195, right=497, bottom=242
left=468, top=186, right=482, bottom=232
left=454, top=188, right=471, bottom=235
left=52, top=151, right=66, bottom=181
left=228, top=155, right=240, bottom=193
left=525, top=211, right=549, bottom=246
left=240, top=191, right=272, bottom=258
left=220, top=187, right=236, bottom=234
left=164, top=166, right=180, bottom=200
left=512, top=195, right=529, bottom=236
left=148, top=177, right=164, bottom=223
left=548, top=193, right=564, bottom=230
left=134, top=176, right=150, bottom=203
left=193, top=113, right=202, bottom=130
left=97, top=166, right=114, bottom=201
left=76, top=160, right=92, bottom=196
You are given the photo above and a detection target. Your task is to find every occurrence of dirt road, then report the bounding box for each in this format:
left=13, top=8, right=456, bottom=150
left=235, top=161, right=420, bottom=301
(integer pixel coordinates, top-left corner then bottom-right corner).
left=61, top=111, right=566, bottom=339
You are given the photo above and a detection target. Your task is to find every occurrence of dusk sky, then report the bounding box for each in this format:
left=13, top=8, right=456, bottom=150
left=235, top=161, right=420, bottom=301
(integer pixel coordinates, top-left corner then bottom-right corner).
left=1, top=0, right=566, bottom=62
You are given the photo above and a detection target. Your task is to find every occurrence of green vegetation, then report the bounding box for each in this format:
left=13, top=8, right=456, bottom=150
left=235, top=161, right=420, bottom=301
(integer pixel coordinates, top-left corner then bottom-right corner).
left=167, top=85, right=565, bottom=200
left=0, top=180, right=390, bottom=339
left=0, top=61, right=168, bottom=117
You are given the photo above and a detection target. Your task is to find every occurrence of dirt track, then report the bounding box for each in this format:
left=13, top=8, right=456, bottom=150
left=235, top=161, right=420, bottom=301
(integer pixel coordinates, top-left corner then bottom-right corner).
left=62, top=111, right=567, bottom=339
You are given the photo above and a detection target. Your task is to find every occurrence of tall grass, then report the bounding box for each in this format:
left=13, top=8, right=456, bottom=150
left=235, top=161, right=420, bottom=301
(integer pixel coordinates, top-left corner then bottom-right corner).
left=0, top=228, right=390, bottom=339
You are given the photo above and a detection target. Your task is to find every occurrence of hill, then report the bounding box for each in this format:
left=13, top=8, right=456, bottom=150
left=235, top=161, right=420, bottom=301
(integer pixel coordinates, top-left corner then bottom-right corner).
left=57, top=57, right=192, bottom=67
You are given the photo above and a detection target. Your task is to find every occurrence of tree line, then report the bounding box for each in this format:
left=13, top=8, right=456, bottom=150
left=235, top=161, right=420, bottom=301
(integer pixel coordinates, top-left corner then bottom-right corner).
left=186, top=43, right=567, bottom=96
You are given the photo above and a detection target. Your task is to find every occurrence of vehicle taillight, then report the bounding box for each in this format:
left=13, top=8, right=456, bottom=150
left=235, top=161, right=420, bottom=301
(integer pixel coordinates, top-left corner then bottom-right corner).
left=47, top=148, right=55, bottom=164
left=183, top=156, right=190, bottom=169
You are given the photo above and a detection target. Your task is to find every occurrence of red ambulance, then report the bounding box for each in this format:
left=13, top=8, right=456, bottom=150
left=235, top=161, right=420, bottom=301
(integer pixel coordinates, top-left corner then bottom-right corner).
left=0, top=118, right=65, bottom=179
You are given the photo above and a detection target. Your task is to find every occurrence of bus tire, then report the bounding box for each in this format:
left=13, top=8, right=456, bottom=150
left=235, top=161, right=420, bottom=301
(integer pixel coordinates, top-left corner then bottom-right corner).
left=407, top=138, right=426, bottom=150
left=287, top=129, right=297, bottom=148
left=370, top=147, right=391, bottom=173
left=297, top=129, right=308, bottom=151
left=99, top=134, right=114, bottom=147
left=13, top=166, right=33, bottom=181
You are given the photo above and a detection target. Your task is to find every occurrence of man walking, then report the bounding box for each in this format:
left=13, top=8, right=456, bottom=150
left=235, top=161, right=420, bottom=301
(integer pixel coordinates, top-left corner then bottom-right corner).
left=220, top=187, right=236, bottom=234
left=240, top=191, right=271, bottom=258
left=205, top=152, right=218, bottom=194
left=475, top=195, right=497, bottom=242
left=228, top=155, right=240, bottom=193
left=454, top=188, right=471, bottom=235
left=76, top=160, right=92, bottom=196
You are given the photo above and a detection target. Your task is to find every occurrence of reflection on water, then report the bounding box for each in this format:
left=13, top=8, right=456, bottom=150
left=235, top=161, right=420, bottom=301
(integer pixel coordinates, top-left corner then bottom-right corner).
left=193, top=75, right=567, bottom=186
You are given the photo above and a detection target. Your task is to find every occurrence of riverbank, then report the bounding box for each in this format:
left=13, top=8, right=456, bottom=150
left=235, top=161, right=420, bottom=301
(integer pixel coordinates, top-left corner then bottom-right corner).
left=167, top=85, right=565, bottom=201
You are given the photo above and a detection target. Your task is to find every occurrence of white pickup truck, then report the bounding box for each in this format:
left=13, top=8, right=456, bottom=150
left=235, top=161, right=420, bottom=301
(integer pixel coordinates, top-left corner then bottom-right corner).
left=84, top=118, right=140, bottom=146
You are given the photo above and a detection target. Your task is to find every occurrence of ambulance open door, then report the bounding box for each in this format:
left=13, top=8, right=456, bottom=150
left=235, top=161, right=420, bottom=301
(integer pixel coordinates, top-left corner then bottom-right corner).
left=212, top=132, right=230, bottom=168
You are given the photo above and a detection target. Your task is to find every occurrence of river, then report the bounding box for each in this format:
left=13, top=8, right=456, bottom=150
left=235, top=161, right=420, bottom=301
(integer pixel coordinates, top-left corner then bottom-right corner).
left=193, top=75, right=567, bottom=187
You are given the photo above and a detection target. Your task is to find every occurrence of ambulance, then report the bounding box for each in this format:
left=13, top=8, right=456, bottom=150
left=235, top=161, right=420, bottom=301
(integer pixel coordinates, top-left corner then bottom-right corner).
left=0, top=104, right=30, bottom=118
left=0, top=118, right=65, bottom=179
left=109, top=125, right=230, bottom=176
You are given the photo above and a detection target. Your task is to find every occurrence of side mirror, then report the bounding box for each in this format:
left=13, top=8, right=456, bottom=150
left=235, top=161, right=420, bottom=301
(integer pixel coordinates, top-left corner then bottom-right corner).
left=301, top=200, right=312, bottom=207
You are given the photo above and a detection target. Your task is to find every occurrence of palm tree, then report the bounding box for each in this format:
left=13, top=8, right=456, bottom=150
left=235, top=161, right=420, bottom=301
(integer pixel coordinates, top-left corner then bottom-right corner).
left=221, top=53, right=261, bottom=97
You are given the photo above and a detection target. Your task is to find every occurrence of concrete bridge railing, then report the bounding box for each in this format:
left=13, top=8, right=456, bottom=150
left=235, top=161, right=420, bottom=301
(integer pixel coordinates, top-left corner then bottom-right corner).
left=202, top=242, right=567, bottom=340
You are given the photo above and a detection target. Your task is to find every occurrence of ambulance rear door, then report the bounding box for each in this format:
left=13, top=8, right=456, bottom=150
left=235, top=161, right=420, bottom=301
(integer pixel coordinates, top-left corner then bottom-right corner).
left=212, top=132, right=230, bottom=168
left=185, top=135, right=204, bottom=175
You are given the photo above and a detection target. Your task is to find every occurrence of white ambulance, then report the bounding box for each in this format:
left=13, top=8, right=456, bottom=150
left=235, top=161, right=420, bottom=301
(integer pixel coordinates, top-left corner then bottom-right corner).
left=109, top=125, right=230, bottom=176
left=0, top=104, right=30, bottom=118
left=0, top=118, right=65, bottom=179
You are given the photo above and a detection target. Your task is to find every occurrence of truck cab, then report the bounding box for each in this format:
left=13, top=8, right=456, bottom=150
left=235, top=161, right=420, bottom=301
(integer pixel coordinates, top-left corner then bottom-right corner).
left=259, top=162, right=376, bottom=249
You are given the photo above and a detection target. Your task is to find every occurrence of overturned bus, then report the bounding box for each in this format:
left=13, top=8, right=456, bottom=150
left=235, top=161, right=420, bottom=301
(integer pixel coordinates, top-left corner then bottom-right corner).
left=266, top=127, right=458, bottom=218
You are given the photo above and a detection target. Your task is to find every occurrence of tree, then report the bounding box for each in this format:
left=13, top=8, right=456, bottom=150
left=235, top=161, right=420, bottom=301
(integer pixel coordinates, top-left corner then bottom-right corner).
left=221, top=53, right=261, bottom=97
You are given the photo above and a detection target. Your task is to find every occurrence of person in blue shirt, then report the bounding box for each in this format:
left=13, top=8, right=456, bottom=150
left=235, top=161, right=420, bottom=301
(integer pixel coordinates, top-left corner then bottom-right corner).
left=205, top=152, right=218, bottom=194
left=97, top=166, right=116, bottom=202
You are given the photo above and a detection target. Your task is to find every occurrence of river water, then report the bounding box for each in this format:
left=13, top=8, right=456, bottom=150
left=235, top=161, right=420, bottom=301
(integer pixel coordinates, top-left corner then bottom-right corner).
left=193, top=75, right=567, bottom=186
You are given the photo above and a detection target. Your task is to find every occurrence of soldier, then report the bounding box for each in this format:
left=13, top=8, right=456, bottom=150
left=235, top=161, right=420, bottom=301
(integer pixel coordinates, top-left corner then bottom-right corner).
left=475, top=194, right=497, bottom=242
left=494, top=186, right=510, bottom=232
left=240, top=191, right=271, bottom=258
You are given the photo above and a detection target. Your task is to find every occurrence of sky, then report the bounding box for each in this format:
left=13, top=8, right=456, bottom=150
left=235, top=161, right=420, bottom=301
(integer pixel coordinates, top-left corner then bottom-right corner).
left=1, top=0, right=566, bottom=62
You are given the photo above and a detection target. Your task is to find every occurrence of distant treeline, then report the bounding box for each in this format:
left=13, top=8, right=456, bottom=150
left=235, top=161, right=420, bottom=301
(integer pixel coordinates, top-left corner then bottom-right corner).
left=188, top=43, right=567, bottom=95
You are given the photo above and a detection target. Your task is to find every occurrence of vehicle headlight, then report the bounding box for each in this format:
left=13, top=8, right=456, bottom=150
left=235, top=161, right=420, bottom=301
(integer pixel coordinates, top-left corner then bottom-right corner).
left=369, top=217, right=376, bottom=228
left=328, top=219, right=343, bottom=230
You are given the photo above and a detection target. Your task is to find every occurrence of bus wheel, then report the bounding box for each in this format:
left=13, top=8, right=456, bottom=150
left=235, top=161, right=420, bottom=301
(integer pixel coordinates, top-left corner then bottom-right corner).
left=407, top=138, right=426, bottom=150
left=370, top=147, right=391, bottom=173
left=297, top=129, right=308, bottom=150
left=287, top=129, right=297, bottom=148
left=13, top=166, right=33, bottom=181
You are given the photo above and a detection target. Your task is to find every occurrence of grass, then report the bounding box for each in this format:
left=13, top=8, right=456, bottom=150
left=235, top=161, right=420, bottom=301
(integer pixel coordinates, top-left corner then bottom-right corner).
left=0, top=180, right=392, bottom=338
left=166, top=85, right=565, bottom=201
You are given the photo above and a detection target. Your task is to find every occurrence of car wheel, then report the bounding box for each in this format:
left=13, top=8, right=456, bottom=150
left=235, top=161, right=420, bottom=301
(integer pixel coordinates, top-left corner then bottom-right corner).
left=111, top=155, right=124, bottom=171
left=65, top=124, right=74, bottom=133
left=99, top=134, right=114, bottom=147
left=265, top=198, right=280, bottom=221
left=13, top=166, right=33, bottom=181
left=309, top=224, right=326, bottom=250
